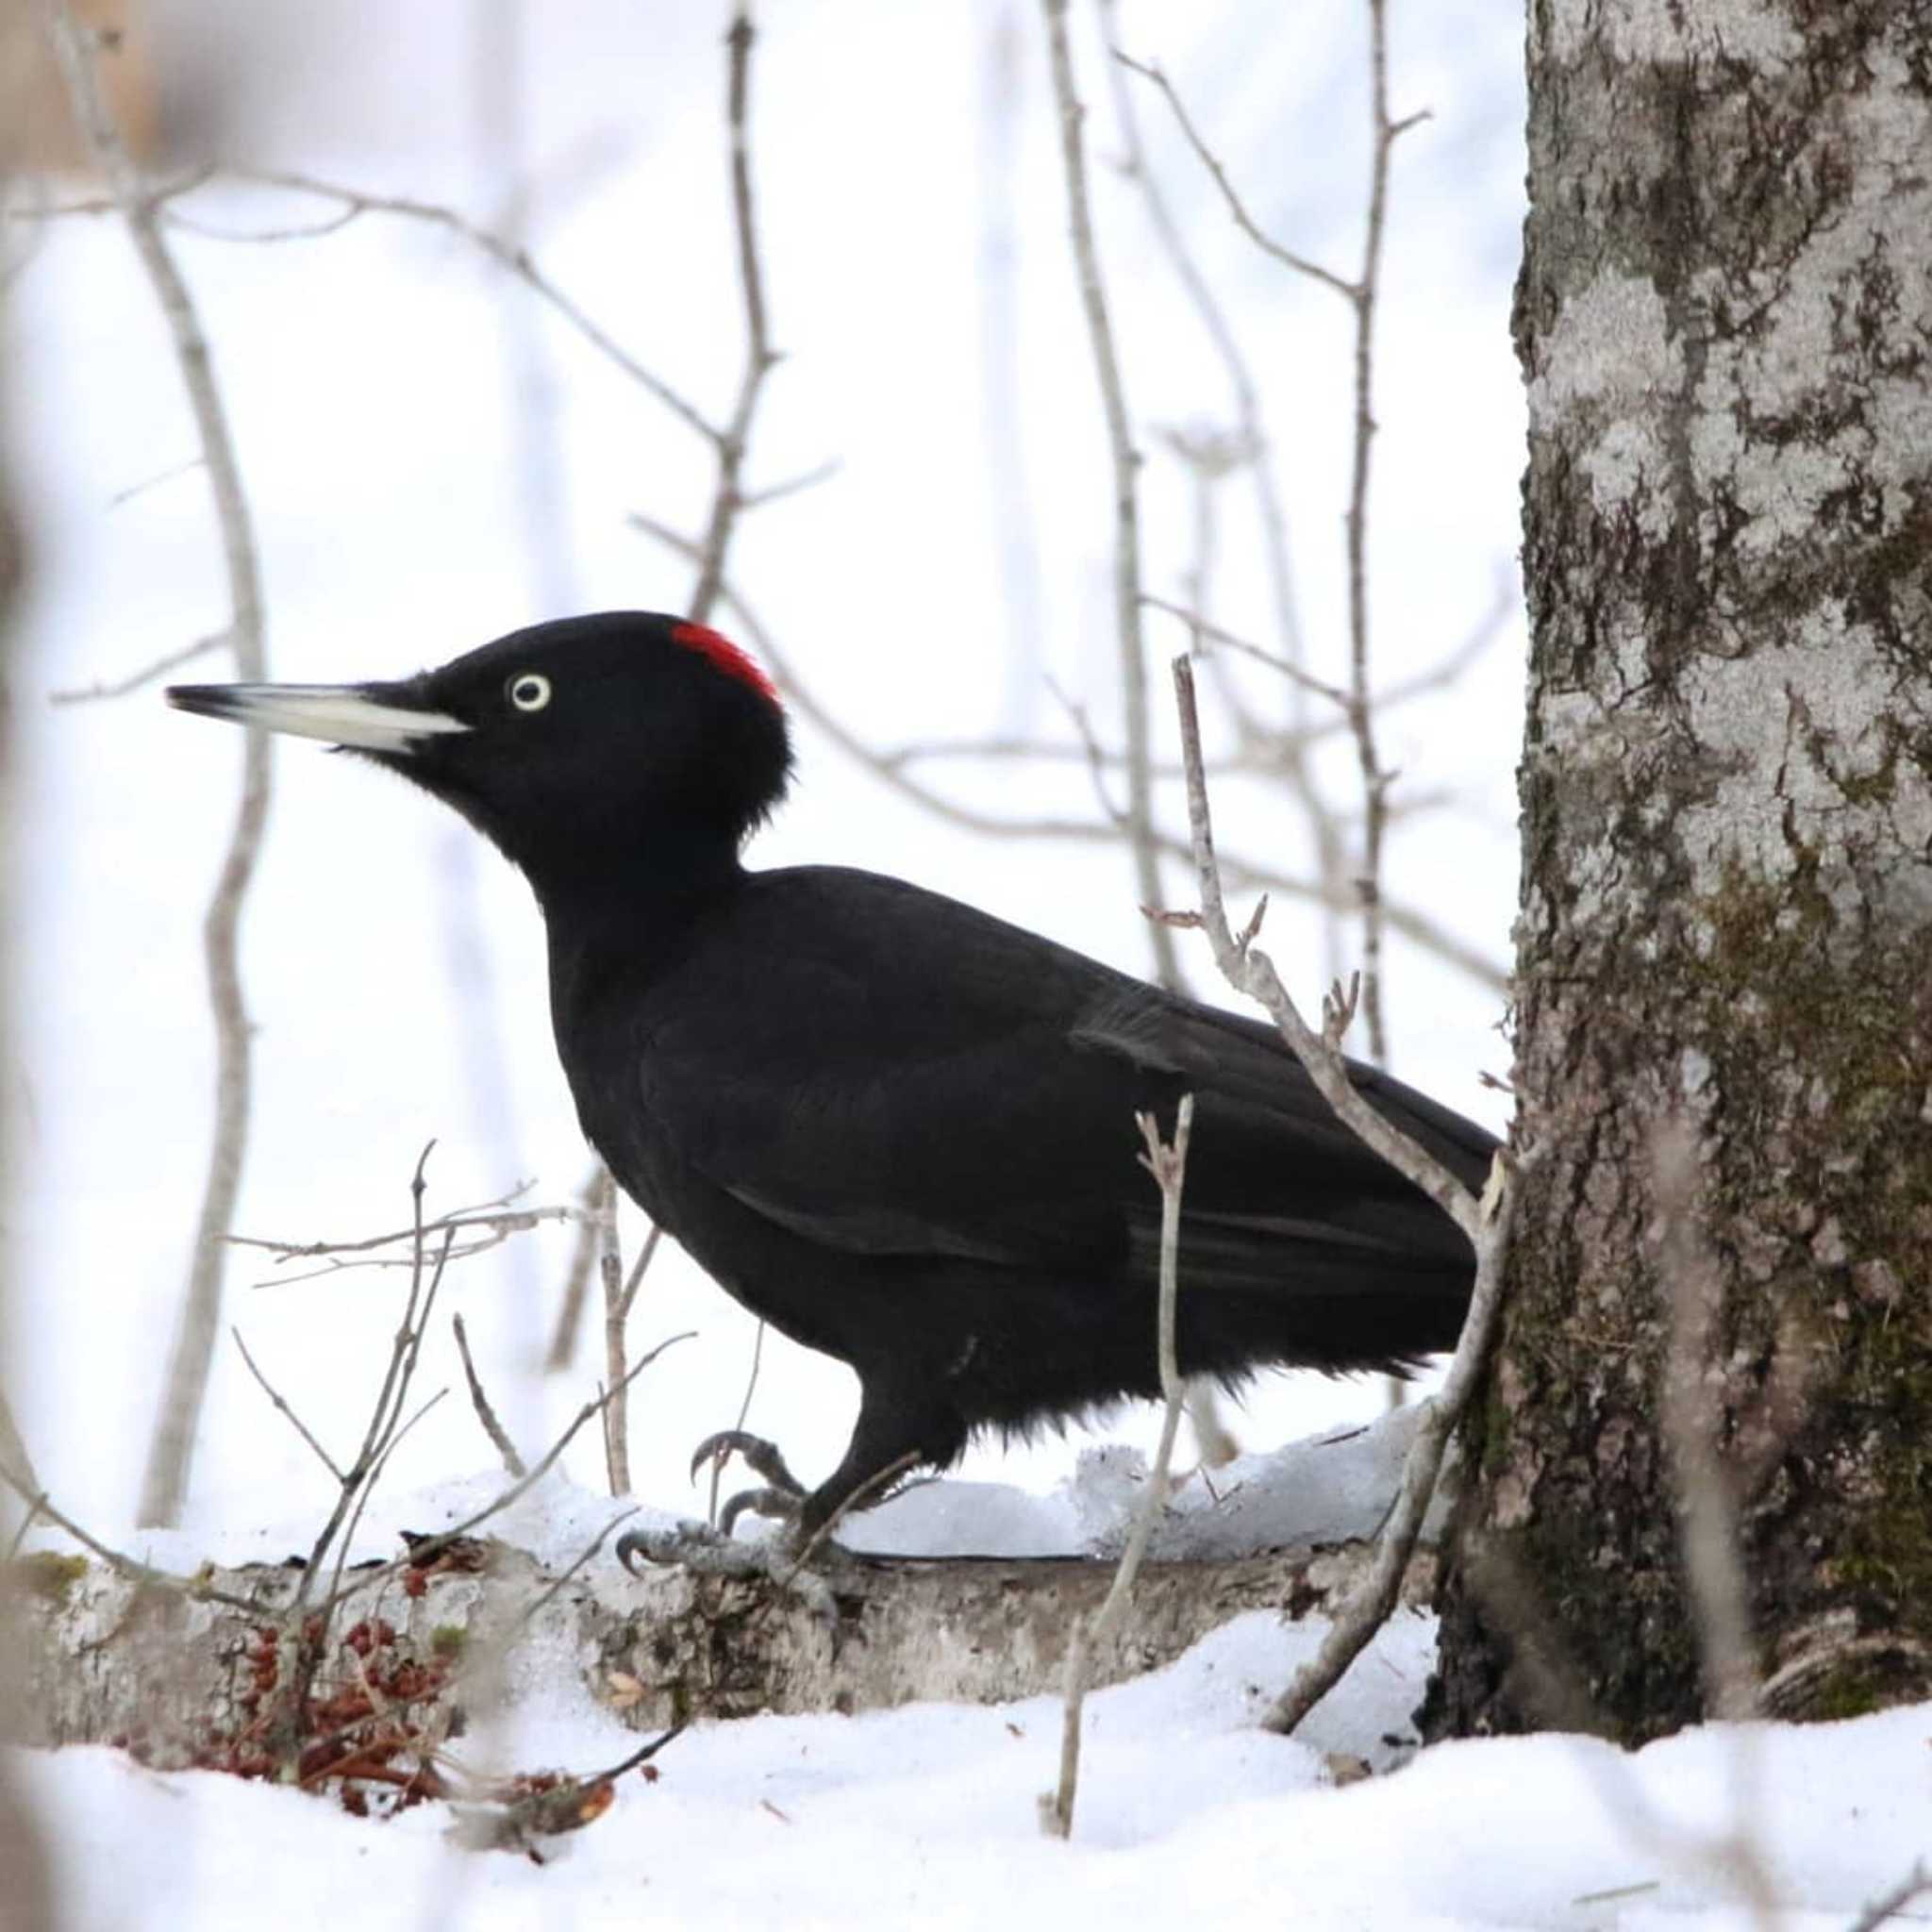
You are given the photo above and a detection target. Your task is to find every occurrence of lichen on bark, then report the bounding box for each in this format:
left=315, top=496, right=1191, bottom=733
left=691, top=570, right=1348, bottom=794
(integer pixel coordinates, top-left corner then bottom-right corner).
left=1430, top=0, right=1932, bottom=1742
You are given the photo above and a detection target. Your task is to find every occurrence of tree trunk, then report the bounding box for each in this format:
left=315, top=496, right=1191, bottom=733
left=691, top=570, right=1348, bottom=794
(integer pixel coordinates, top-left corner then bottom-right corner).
left=1429, top=1, right=1932, bottom=1743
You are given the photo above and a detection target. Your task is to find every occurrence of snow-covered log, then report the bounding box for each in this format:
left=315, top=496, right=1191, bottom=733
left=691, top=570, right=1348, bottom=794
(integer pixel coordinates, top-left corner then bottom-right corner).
left=9, top=1534, right=1434, bottom=1759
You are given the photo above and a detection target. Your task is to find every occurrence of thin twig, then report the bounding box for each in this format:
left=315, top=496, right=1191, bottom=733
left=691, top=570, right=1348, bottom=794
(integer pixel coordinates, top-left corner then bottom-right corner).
left=324, top=1386, right=450, bottom=1621
left=231, top=1326, right=344, bottom=1482
left=235, top=1210, right=572, bottom=1291
left=561, top=3, right=784, bottom=1427
left=1172, top=656, right=1485, bottom=1241
left=687, top=6, right=776, bottom=625
left=1167, top=653, right=1517, bottom=1733
left=227, top=1178, right=546, bottom=1261
left=1117, top=33, right=1436, bottom=1011
left=545, top=1163, right=608, bottom=1370
left=0, top=1383, right=42, bottom=1518
left=345, top=1330, right=695, bottom=1596
left=616, top=1224, right=662, bottom=1326
left=881, top=573, right=1508, bottom=778
left=1339, top=0, right=1417, bottom=1065
left=1043, top=1095, right=1193, bottom=1839
left=453, top=1313, right=525, bottom=1478
left=1046, top=674, right=1126, bottom=827
left=710, top=1317, right=767, bottom=1529
left=48, top=629, right=227, bottom=705
left=1144, top=595, right=1349, bottom=706
left=1261, top=1191, right=1510, bottom=1734
left=1102, top=9, right=1355, bottom=978
left=626, top=514, right=1509, bottom=996
left=737, top=455, right=841, bottom=513
left=222, top=168, right=717, bottom=445
left=1102, top=15, right=1303, bottom=680
left=242, top=1226, right=565, bottom=1290
left=509, top=1508, right=641, bottom=1641
left=594, top=1172, right=632, bottom=1496
left=1113, top=52, right=1355, bottom=298
left=1041, top=0, right=1179, bottom=992
left=6, top=162, right=216, bottom=222
left=41, top=1, right=275, bottom=1532
left=293, top=1147, right=452, bottom=1614
left=778, top=1448, right=923, bottom=1577
left=1846, top=1862, right=1932, bottom=1932
left=0, top=1458, right=260, bottom=1615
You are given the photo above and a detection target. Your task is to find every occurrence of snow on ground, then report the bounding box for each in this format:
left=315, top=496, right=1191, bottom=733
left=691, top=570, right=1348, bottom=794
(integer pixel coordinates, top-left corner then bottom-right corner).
left=15, top=1438, right=1932, bottom=1929
left=9, top=4, right=1926, bottom=1927
left=15, top=1628, right=1931, bottom=1931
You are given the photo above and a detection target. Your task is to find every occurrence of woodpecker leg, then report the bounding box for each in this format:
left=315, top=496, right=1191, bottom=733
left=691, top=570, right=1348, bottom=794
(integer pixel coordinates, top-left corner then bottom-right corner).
left=793, top=1393, right=965, bottom=1541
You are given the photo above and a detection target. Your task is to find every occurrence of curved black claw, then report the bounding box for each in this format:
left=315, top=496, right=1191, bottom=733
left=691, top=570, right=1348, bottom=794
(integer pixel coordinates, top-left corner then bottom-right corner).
left=616, top=1521, right=724, bottom=1577
left=689, top=1428, right=808, bottom=1501
left=613, top=1520, right=839, bottom=1628
left=718, top=1484, right=804, bottom=1538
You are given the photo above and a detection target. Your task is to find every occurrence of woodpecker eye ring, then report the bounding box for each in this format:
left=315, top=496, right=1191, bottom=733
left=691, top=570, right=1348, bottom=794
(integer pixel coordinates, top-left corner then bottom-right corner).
left=508, top=673, right=552, bottom=713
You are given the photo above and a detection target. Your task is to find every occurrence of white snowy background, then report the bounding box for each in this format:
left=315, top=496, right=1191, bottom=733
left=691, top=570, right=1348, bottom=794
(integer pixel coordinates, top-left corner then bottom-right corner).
left=6, top=3, right=1925, bottom=1926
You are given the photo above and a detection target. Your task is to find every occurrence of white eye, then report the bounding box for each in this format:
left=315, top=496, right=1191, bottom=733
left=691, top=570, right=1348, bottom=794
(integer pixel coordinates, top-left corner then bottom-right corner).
left=508, top=672, right=551, bottom=713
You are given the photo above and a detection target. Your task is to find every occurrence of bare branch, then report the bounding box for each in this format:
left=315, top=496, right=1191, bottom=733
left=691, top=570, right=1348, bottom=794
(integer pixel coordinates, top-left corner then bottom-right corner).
left=231, top=1199, right=575, bottom=1290
left=616, top=1223, right=662, bottom=1326
left=1143, top=595, right=1349, bottom=706
left=1338, top=0, right=1412, bottom=1063
left=230, top=1325, right=343, bottom=1482
left=0, top=1383, right=41, bottom=1521
left=453, top=1313, right=526, bottom=1479
left=1112, top=50, right=1355, bottom=299
left=1118, top=23, right=1439, bottom=1033
left=292, top=1145, right=456, bottom=1615
left=1261, top=1174, right=1511, bottom=1733
left=221, top=168, right=718, bottom=446
left=1172, top=655, right=1485, bottom=1241
left=1165, top=651, right=1518, bottom=1733
left=7, top=163, right=217, bottom=222
left=41, top=1, right=276, bottom=1532
left=594, top=1172, right=632, bottom=1496
left=228, top=1177, right=544, bottom=1263
left=1041, top=0, right=1178, bottom=992
left=1043, top=1094, right=1193, bottom=1838
left=1102, top=19, right=1304, bottom=680
left=545, top=1163, right=608, bottom=1371
left=508, top=1507, right=641, bottom=1642
left=778, top=1448, right=924, bottom=1579
left=48, top=629, right=227, bottom=705
left=881, top=572, right=1508, bottom=782
left=356, top=1329, right=695, bottom=1593
left=1846, top=1862, right=1932, bottom=1932
left=687, top=7, right=778, bottom=624
left=1045, top=674, right=1126, bottom=827
left=0, top=1457, right=259, bottom=1614
left=709, top=1317, right=767, bottom=1528
left=1377, top=563, right=1517, bottom=712
left=628, top=513, right=1509, bottom=996
left=321, top=1384, right=450, bottom=1619
left=1100, top=2, right=1350, bottom=975
left=738, top=455, right=841, bottom=512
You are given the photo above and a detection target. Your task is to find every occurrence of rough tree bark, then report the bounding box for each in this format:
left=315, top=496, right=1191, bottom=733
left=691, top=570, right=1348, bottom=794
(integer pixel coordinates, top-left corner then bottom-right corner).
left=1429, top=1, right=1932, bottom=1743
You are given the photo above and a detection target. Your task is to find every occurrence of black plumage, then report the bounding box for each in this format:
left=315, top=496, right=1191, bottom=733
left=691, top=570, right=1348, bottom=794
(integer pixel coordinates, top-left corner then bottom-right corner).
left=169, top=611, right=1495, bottom=1534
